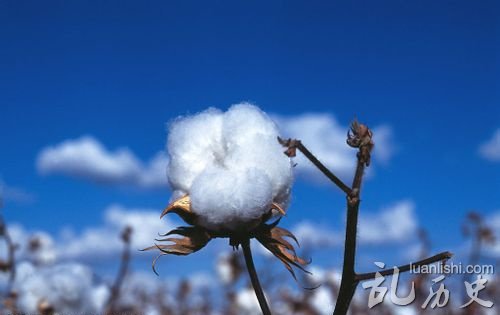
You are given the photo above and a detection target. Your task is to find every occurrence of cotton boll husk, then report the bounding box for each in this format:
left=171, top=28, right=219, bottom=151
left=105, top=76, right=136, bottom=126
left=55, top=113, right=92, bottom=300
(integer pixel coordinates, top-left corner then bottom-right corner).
left=167, top=108, right=224, bottom=194
left=190, top=166, right=273, bottom=231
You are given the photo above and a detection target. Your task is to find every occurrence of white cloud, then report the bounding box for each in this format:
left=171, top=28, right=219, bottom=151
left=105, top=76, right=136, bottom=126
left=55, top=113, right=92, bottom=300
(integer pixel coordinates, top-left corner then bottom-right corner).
left=372, top=124, right=395, bottom=164
left=59, top=204, right=175, bottom=260
left=290, top=200, right=419, bottom=249
left=35, top=113, right=394, bottom=189
left=0, top=181, right=35, bottom=205
left=273, top=113, right=394, bottom=182
left=36, top=136, right=168, bottom=189
left=358, top=200, right=418, bottom=244
left=292, top=221, right=342, bottom=249
left=479, top=129, right=500, bottom=162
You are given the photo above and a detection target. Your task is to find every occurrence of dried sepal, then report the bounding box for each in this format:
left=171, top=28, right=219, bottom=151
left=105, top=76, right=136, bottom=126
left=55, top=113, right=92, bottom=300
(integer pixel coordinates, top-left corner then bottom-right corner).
left=150, top=252, right=167, bottom=275
left=150, top=194, right=305, bottom=282
left=255, top=221, right=310, bottom=280
left=277, top=136, right=300, bottom=158
left=121, top=225, right=133, bottom=243
left=467, top=211, right=481, bottom=223
left=0, top=260, right=11, bottom=272
left=148, top=226, right=211, bottom=256
left=480, top=227, right=495, bottom=244
left=161, top=195, right=197, bottom=225
left=271, top=202, right=286, bottom=215
left=347, top=120, right=373, bottom=166
left=143, top=226, right=212, bottom=274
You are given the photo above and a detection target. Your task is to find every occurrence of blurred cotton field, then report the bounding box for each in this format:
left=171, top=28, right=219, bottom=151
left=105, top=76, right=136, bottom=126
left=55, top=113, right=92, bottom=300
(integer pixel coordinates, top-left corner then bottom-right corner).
left=0, top=225, right=498, bottom=315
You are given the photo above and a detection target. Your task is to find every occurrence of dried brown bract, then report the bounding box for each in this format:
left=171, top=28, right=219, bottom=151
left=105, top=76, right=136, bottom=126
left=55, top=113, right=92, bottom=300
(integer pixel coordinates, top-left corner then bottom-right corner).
left=37, top=299, right=55, bottom=315
left=144, top=195, right=309, bottom=279
left=277, top=137, right=300, bottom=158
left=347, top=120, right=374, bottom=166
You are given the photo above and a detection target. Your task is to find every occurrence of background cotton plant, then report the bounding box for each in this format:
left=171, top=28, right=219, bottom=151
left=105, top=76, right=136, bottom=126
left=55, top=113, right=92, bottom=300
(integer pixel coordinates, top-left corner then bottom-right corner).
left=12, top=262, right=109, bottom=314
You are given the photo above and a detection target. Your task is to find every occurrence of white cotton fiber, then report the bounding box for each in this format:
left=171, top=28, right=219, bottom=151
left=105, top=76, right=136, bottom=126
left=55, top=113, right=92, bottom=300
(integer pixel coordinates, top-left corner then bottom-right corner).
left=14, top=262, right=108, bottom=314
left=190, top=167, right=273, bottom=230
left=167, top=103, right=293, bottom=231
left=167, top=108, right=224, bottom=193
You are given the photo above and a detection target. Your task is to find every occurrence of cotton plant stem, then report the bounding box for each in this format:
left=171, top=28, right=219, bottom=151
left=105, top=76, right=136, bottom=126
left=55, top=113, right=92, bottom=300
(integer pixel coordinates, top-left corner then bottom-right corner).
left=296, top=141, right=352, bottom=195
left=278, top=137, right=352, bottom=195
left=242, top=238, right=272, bottom=315
left=105, top=227, right=132, bottom=314
left=284, top=122, right=452, bottom=314
left=333, top=156, right=366, bottom=315
left=355, top=251, right=453, bottom=281
left=5, top=229, right=16, bottom=293
left=0, top=214, right=17, bottom=296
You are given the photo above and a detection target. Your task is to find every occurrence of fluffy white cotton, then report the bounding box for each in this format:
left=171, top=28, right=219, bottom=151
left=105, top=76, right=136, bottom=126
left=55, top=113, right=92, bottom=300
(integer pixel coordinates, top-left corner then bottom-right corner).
left=28, top=232, right=57, bottom=265
left=167, top=108, right=224, bottom=192
left=310, top=287, right=336, bottom=315
left=216, top=254, right=234, bottom=285
left=167, top=103, right=293, bottom=230
left=236, top=287, right=263, bottom=315
left=190, top=167, right=273, bottom=230
left=14, top=262, right=109, bottom=314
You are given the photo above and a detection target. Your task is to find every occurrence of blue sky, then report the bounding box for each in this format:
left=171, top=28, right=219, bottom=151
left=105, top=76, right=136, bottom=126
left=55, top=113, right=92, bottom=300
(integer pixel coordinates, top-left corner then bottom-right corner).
left=0, top=0, right=499, bottom=276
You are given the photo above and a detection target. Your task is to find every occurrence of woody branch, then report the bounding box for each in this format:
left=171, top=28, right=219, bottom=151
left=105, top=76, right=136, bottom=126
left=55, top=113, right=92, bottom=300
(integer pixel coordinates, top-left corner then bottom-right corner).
left=280, top=119, right=453, bottom=315
left=105, top=225, right=133, bottom=315
left=0, top=201, right=17, bottom=297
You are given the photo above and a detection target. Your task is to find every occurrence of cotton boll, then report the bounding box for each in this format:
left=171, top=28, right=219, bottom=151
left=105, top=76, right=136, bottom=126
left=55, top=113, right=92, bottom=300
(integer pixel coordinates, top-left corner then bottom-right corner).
left=90, top=285, right=110, bottom=313
left=167, top=108, right=224, bottom=193
left=310, top=287, right=336, bottom=315
left=15, top=263, right=106, bottom=314
left=167, top=103, right=293, bottom=231
left=190, top=167, right=273, bottom=230
left=28, top=232, right=57, bottom=265
left=118, top=271, right=165, bottom=308
left=216, top=252, right=242, bottom=285
left=216, top=254, right=233, bottom=285
left=236, top=287, right=264, bottom=315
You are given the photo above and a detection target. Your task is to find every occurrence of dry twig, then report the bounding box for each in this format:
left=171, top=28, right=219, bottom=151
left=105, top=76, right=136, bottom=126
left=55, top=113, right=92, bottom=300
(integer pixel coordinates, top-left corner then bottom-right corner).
left=104, top=225, right=133, bottom=314
left=280, top=119, right=453, bottom=315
